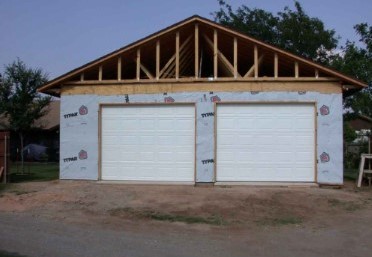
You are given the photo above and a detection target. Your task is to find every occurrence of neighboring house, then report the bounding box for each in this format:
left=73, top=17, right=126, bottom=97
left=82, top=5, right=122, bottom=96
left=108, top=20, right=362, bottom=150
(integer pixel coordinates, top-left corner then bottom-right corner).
left=346, top=115, right=372, bottom=155
left=38, top=16, right=367, bottom=185
left=348, top=115, right=372, bottom=131
left=0, top=101, right=60, bottom=161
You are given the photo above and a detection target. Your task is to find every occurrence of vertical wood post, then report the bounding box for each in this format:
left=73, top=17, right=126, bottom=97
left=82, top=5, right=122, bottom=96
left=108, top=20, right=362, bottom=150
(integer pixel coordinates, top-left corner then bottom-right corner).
left=98, top=65, right=103, bottom=81
left=274, top=53, right=278, bottom=78
left=214, top=29, right=218, bottom=79
left=136, top=49, right=140, bottom=81
left=194, top=23, right=199, bottom=79
left=295, top=61, right=299, bottom=78
left=315, top=69, right=319, bottom=79
left=80, top=73, right=84, bottom=82
left=156, top=40, right=160, bottom=80
left=176, top=31, right=180, bottom=79
left=254, top=45, right=258, bottom=78
left=117, top=56, right=122, bottom=81
left=233, top=37, right=238, bottom=79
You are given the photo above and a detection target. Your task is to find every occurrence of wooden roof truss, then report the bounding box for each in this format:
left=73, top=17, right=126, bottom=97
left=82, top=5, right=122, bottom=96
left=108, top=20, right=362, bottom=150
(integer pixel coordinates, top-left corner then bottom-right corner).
left=39, top=16, right=366, bottom=96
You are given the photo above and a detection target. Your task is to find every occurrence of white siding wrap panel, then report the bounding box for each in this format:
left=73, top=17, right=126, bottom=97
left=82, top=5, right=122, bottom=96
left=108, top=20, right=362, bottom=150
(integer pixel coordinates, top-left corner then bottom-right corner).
left=216, top=103, right=315, bottom=182
left=101, top=105, right=195, bottom=182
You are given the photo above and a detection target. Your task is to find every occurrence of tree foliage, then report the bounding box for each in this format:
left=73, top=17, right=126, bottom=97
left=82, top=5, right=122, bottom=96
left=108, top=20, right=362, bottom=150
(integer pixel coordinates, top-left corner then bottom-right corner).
left=212, top=1, right=371, bottom=117
left=0, top=59, right=51, bottom=169
left=329, top=23, right=372, bottom=117
left=212, top=0, right=338, bottom=60
left=0, top=59, right=51, bottom=132
left=343, top=122, right=357, bottom=143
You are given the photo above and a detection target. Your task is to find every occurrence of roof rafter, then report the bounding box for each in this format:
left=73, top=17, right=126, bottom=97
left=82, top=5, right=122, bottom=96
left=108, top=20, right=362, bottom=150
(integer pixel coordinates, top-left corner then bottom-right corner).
left=159, top=35, right=192, bottom=78
left=38, top=15, right=367, bottom=96
left=202, top=34, right=241, bottom=78
left=244, top=54, right=265, bottom=78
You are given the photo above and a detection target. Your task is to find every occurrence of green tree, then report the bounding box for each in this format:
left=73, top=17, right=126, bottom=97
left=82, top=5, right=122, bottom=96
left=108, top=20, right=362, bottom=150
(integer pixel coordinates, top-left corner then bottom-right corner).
left=343, top=123, right=357, bottom=144
left=0, top=59, right=51, bottom=172
left=213, top=1, right=280, bottom=46
left=212, top=0, right=338, bottom=61
left=329, top=23, right=372, bottom=117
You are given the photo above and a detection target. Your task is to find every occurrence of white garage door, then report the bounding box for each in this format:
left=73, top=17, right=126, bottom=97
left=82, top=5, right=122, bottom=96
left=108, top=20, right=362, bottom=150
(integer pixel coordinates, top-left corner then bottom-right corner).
left=101, top=105, right=195, bottom=182
left=216, top=103, right=315, bottom=182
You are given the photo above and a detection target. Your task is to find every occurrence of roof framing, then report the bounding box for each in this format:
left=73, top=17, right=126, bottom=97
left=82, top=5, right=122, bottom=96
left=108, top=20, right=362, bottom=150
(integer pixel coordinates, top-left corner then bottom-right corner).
left=39, top=15, right=367, bottom=96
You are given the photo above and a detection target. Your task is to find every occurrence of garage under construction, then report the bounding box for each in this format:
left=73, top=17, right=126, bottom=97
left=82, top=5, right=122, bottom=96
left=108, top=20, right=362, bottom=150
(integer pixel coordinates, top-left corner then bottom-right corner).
left=39, top=15, right=367, bottom=185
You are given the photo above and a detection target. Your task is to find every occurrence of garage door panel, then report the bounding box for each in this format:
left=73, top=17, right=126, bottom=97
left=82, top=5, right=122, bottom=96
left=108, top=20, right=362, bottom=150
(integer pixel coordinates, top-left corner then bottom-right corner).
left=295, top=118, right=314, bottom=129
left=157, top=136, right=175, bottom=145
left=175, top=119, right=194, bottom=130
left=101, top=105, right=195, bottom=182
left=140, top=119, right=155, bottom=128
left=275, top=119, right=293, bottom=129
left=217, top=104, right=315, bottom=182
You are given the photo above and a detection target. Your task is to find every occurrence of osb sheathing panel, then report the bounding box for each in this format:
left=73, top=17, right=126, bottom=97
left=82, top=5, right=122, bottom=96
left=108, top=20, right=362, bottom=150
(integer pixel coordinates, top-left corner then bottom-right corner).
left=61, top=81, right=342, bottom=95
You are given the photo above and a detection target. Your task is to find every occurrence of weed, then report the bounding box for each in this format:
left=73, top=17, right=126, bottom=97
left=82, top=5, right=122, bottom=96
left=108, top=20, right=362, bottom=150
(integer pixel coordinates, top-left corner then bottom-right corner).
left=11, top=190, right=35, bottom=196
left=109, top=207, right=227, bottom=225
left=327, top=198, right=362, bottom=212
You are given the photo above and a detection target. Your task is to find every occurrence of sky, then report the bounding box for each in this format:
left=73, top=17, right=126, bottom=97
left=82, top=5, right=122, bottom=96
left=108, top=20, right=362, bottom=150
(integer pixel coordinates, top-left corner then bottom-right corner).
left=0, top=0, right=371, bottom=80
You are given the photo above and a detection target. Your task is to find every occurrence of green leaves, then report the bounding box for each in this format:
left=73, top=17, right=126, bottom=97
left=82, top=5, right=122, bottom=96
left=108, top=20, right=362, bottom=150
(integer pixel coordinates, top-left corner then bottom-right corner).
left=0, top=58, right=51, bottom=132
left=213, top=1, right=371, bottom=116
left=329, top=24, right=372, bottom=117
left=212, top=1, right=338, bottom=60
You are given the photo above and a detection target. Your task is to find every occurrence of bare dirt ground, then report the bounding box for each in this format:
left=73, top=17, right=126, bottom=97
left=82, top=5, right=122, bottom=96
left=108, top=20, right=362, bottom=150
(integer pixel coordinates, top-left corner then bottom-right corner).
left=1, top=180, right=372, bottom=257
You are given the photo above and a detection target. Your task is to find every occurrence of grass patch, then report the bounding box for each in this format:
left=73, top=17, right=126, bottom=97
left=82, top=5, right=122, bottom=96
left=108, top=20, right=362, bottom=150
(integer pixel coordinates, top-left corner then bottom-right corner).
left=344, top=169, right=358, bottom=181
left=0, top=184, right=7, bottom=192
left=109, top=207, right=226, bottom=225
left=9, top=162, right=58, bottom=183
left=256, top=216, right=303, bottom=227
left=328, top=198, right=362, bottom=211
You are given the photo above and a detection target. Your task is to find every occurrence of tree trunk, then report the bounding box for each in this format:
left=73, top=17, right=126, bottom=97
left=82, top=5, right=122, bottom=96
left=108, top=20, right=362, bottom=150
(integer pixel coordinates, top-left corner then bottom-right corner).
left=19, top=132, right=24, bottom=174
